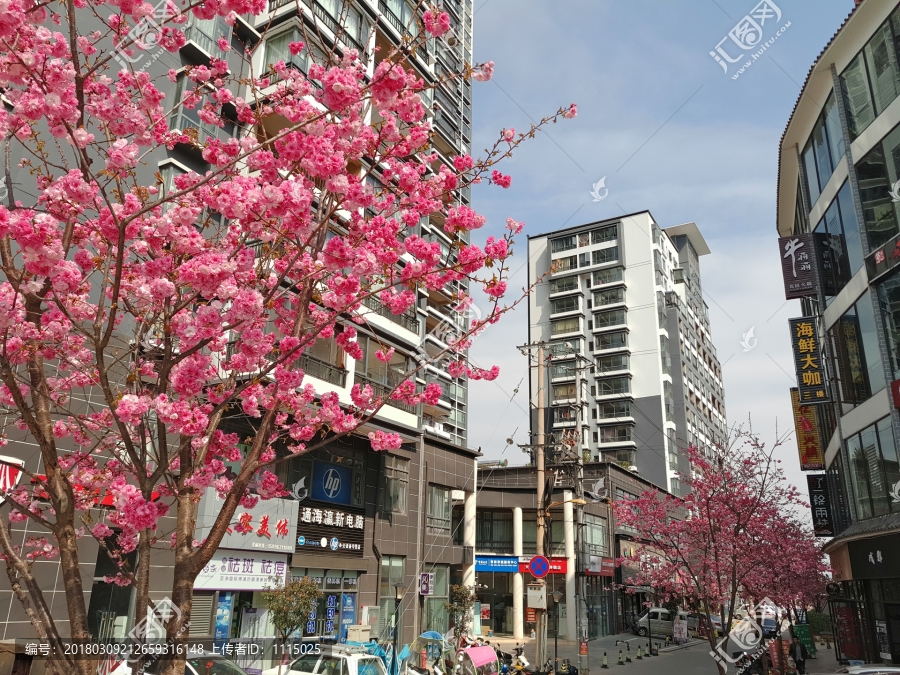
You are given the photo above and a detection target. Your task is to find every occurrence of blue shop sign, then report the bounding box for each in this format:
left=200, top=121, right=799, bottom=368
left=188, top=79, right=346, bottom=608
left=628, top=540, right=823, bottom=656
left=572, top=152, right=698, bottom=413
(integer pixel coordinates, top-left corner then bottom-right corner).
left=475, top=556, right=519, bottom=572
left=311, top=462, right=353, bottom=505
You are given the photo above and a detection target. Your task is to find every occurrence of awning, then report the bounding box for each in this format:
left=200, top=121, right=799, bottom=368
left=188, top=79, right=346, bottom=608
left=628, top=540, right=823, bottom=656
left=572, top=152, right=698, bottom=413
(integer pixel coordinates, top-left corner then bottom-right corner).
left=464, top=647, right=497, bottom=668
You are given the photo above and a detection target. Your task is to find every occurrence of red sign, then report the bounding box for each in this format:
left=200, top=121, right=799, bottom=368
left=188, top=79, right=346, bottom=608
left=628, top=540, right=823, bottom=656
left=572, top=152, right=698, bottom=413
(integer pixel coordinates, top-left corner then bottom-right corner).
left=586, top=557, right=616, bottom=577
left=579, top=642, right=588, bottom=656
left=519, top=557, right=568, bottom=575
left=892, top=379, right=900, bottom=409
left=526, top=608, right=536, bottom=623
left=0, top=456, right=24, bottom=503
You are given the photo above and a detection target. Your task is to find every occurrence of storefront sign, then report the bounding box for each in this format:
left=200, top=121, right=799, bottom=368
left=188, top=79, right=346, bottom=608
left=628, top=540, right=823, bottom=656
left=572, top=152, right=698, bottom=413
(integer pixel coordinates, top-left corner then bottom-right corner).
left=548, top=558, right=567, bottom=574
left=340, top=593, right=357, bottom=643
left=526, top=608, right=536, bottom=623
left=788, top=318, right=830, bottom=403
left=780, top=235, right=818, bottom=299
left=865, top=230, right=900, bottom=283
left=876, top=620, right=890, bottom=659
left=806, top=474, right=834, bottom=536
left=419, top=572, right=435, bottom=596
left=195, top=552, right=289, bottom=591
left=848, top=534, right=900, bottom=580
left=517, top=557, right=568, bottom=575
left=0, top=455, right=24, bottom=505
left=790, top=388, right=825, bottom=470
left=196, top=489, right=299, bottom=553
left=311, top=462, right=353, bottom=504
left=586, top=556, right=616, bottom=577
left=815, top=233, right=850, bottom=298
left=475, top=555, right=519, bottom=572
left=296, top=506, right=365, bottom=557
left=214, top=592, right=232, bottom=650
left=480, top=605, right=491, bottom=620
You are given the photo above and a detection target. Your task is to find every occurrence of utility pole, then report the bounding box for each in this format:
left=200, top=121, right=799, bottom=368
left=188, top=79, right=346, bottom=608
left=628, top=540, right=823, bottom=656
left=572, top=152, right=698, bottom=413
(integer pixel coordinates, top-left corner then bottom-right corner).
left=535, top=343, right=547, bottom=672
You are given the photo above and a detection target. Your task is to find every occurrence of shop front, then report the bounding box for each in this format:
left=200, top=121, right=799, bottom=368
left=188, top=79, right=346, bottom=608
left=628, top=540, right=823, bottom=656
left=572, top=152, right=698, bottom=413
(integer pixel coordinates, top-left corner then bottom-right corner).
left=585, top=556, right=616, bottom=638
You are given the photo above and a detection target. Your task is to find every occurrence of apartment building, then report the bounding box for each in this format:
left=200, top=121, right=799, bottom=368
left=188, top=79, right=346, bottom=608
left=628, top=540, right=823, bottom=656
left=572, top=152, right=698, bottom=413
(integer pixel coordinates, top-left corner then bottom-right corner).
left=774, top=0, right=900, bottom=665
left=0, top=1, right=481, bottom=672
left=526, top=213, right=727, bottom=496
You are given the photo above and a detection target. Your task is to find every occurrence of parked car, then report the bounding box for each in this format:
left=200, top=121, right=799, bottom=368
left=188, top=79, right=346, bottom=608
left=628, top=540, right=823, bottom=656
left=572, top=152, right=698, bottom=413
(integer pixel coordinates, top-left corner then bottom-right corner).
left=110, top=653, right=249, bottom=675
left=837, top=668, right=900, bottom=674
left=632, top=607, right=689, bottom=637
left=686, top=612, right=724, bottom=637
left=261, top=644, right=388, bottom=675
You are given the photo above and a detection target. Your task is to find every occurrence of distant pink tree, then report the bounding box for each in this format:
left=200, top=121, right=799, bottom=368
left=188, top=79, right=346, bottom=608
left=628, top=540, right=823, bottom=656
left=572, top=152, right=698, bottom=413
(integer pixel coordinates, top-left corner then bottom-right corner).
left=613, top=432, right=822, bottom=674
left=0, top=1, right=577, bottom=673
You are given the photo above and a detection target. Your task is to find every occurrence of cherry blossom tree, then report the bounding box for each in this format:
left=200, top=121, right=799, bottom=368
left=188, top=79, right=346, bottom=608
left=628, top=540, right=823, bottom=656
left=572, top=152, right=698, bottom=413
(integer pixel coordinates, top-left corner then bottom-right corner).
left=612, top=431, right=824, bottom=675
left=0, top=0, right=577, bottom=672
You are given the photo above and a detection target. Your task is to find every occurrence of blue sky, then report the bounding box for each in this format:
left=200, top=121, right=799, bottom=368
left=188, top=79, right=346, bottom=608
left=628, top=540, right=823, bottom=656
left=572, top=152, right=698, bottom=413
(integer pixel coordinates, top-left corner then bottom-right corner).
left=464, top=0, right=855, bottom=493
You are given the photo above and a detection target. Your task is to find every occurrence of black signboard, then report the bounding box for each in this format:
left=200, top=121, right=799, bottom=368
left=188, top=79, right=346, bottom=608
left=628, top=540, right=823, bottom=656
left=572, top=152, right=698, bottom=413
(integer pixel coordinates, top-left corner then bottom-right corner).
left=865, top=230, right=900, bottom=283
left=847, top=533, right=900, bottom=580
left=780, top=235, right=818, bottom=299
left=295, top=505, right=365, bottom=557
left=815, top=233, right=851, bottom=298
left=788, top=317, right=830, bottom=403
left=806, top=474, right=834, bottom=537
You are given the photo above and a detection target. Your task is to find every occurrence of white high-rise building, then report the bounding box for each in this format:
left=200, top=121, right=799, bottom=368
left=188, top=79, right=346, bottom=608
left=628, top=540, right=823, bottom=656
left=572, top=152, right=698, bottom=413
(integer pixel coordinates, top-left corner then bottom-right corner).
left=527, top=212, right=728, bottom=495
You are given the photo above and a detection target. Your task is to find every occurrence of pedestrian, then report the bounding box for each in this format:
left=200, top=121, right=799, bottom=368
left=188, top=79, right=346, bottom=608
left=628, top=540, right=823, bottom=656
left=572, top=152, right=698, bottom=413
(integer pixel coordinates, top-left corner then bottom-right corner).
left=789, top=636, right=809, bottom=674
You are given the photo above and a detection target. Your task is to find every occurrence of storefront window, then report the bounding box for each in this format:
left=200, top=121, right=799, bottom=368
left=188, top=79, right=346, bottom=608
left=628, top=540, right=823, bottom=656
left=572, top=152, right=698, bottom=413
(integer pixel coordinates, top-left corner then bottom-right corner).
left=422, top=565, right=449, bottom=633
left=879, top=273, right=900, bottom=379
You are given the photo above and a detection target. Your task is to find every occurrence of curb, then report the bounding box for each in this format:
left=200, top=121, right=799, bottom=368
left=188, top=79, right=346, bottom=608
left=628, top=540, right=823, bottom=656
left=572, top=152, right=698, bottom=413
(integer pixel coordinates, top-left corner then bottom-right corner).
left=658, top=640, right=705, bottom=653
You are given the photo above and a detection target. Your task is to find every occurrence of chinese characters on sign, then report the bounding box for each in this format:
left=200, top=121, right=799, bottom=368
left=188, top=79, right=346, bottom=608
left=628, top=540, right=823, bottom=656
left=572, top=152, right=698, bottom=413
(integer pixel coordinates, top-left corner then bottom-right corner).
left=779, top=235, right=818, bottom=300
left=806, top=474, right=834, bottom=537
left=295, top=507, right=365, bottom=557
left=814, top=233, right=850, bottom=298
left=196, top=489, right=299, bottom=553
left=299, top=507, right=364, bottom=529
left=865, top=230, right=900, bottom=283
left=195, top=552, right=289, bottom=591
left=790, top=388, right=825, bottom=470
left=788, top=318, right=830, bottom=403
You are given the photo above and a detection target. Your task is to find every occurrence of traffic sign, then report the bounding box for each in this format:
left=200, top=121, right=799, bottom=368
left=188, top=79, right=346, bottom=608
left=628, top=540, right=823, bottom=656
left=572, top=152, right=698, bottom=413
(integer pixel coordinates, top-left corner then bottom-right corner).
left=528, top=555, right=550, bottom=578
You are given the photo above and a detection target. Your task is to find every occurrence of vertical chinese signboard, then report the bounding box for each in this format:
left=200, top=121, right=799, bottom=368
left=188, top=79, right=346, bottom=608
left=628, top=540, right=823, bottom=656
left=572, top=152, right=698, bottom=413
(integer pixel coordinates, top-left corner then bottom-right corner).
left=788, top=318, right=830, bottom=403
left=779, top=235, right=818, bottom=299
left=790, top=388, right=825, bottom=470
left=806, top=474, right=834, bottom=536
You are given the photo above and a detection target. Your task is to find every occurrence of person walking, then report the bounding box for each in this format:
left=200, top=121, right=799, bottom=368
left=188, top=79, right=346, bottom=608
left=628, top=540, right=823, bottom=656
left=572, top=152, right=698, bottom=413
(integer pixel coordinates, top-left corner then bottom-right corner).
left=790, top=635, right=809, bottom=674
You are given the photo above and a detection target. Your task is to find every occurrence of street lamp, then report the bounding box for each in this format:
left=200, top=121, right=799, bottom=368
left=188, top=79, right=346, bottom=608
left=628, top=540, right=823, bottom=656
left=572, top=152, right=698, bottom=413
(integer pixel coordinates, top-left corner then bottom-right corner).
left=551, top=590, right=563, bottom=675
left=393, top=583, right=407, bottom=675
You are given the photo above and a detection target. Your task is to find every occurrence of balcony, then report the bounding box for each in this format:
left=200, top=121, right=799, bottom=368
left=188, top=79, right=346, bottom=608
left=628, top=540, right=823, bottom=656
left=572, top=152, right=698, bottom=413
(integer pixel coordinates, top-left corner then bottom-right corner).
left=362, top=295, right=420, bottom=334
left=356, top=374, right=417, bottom=414
left=299, top=354, right=347, bottom=387
left=168, top=109, right=224, bottom=147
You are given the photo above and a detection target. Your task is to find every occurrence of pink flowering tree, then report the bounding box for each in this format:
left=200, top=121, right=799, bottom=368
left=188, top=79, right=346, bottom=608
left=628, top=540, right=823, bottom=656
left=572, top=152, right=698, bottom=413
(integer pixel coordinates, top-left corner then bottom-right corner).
left=612, top=432, right=815, bottom=674
left=0, top=0, right=577, bottom=673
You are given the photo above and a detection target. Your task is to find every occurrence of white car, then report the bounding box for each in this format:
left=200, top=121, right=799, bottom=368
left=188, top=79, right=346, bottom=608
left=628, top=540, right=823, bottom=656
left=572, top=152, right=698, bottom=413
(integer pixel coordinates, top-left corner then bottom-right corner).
left=261, top=645, right=388, bottom=675
left=109, top=652, right=249, bottom=675
left=837, top=667, right=900, bottom=674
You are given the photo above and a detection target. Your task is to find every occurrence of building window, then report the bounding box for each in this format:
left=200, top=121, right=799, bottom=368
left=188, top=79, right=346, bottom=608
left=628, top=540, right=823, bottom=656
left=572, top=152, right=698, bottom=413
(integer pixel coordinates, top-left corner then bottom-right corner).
left=379, top=556, right=405, bottom=637
left=553, top=406, right=577, bottom=423
left=550, top=360, right=576, bottom=379
left=427, top=485, right=452, bottom=533
left=594, top=309, right=626, bottom=328
left=841, top=52, right=877, bottom=141
left=354, top=335, right=409, bottom=386
left=552, top=256, right=577, bottom=273
left=550, top=276, right=578, bottom=293
left=476, top=510, right=513, bottom=553
left=548, top=340, right=580, bottom=357
left=598, top=401, right=631, bottom=418
left=422, top=565, right=450, bottom=633
left=584, top=513, right=608, bottom=556
left=856, top=121, right=900, bottom=250
left=593, top=267, right=623, bottom=285
left=550, top=235, right=577, bottom=253
left=381, top=455, right=408, bottom=515
left=550, top=317, right=580, bottom=336
left=595, top=331, right=627, bottom=350
left=592, top=247, right=619, bottom=265
left=814, top=181, right=864, bottom=304
left=551, top=296, right=579, bottom=314
left=169, top=74, right=230, bottom=145
left=800, top=93, right=843, bottom=206
left=669, top=477, right=680, bottom=493
left=593, top=288, right=625, bottom=307
left=599, top=425, right=631, bottom=443
left=596, top=377, right=630, bottom=395
left=552, top=383, right=577, bottom=401
left=596, top=354, right=628, bottom=372
left=88, top=533, right=137, bottom=639
left=591, top=224, right=618, bottom=244
left=845, top=416, right=900, bottom=521
left=832, top=294, right=886, bottom=406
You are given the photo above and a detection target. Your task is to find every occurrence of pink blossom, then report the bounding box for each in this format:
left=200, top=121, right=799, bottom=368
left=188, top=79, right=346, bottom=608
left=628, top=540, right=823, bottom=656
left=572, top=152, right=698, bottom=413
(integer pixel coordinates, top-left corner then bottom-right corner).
left=506, top=217, right=524, bottom=234
left=368, top=430, right=402, bottom=451
left=502, top=128, right=515, bottom=142
left=491, top=170, right=512, bottom=189
left=423, top=10, right=451, bottom=37
left=472, top=61, right=494, bottom=82
left=563, top=103, right=578, bottom=119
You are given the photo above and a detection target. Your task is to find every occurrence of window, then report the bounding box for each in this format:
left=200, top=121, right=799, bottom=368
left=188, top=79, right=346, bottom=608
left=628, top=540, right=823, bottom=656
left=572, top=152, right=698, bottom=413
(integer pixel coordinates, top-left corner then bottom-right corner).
left=548, top=340, right=580, bottom=357
left=593, top=309, right=626, bottom=328
left=865, top=18, right=900, bottom=116
left=595, top=331, right=627, bottom=350
left=856, top=120, right=900, bottom=250
left=550, top=317, right=580, bottom=335
left=584, top=513, right=607, bottom=556
left=593, top=267, right=623, bottom=285
left=598, top=401, right=631, bottom=418
left=552, top=256, right=577, bottom=273
left=378, top=556, right=405, bottom=636
left=476, top=511, right=513, bottom=553
left=169, top=74, right=228, bottom=145
left=596, top=377, right=630, bottom=395
left=427, top=485, right=452, bottom=532
left=550, top=360, right=576, bottom=379
left=591, top=224, right=618, bottom=244
left=550, top=235, right=577, bottom=253
left=842, top=52, right=877, bottom=141
left=384, top=0, right=420, bottom=38
left=550, top=276, right=578, bottom=293
left=422, top=566, right=450, bottom=633
left=592, top=246, right=619, bottom=265
left=815, top=182, right=865, bottom=304
left=552, top=383, right=576, bottom=401
left=596, top=354, right=628, bottom=372
left=593, top=288, right=624, bottom=307
left=88, top=534, right=137, bottom=639
left=599, top=425, right=631, bottom=442
left=660, top=335, right=671, bottom=375
left=354, top=335, right=408, bottom=385
left=846, top=416, right=900, bottom=521
left=551, top=296, right=579, bottom=314
left=381, top=455, right=408, bottom=515
left=553, top=406, right=577, bottom=423
left=832, top=294, right=886, bottom=406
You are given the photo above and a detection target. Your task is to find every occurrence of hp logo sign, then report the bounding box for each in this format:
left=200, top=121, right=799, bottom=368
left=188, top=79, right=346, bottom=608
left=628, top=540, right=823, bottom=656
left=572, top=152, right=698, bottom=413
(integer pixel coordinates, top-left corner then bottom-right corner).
left=323, top=468, right=342, bottom=499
